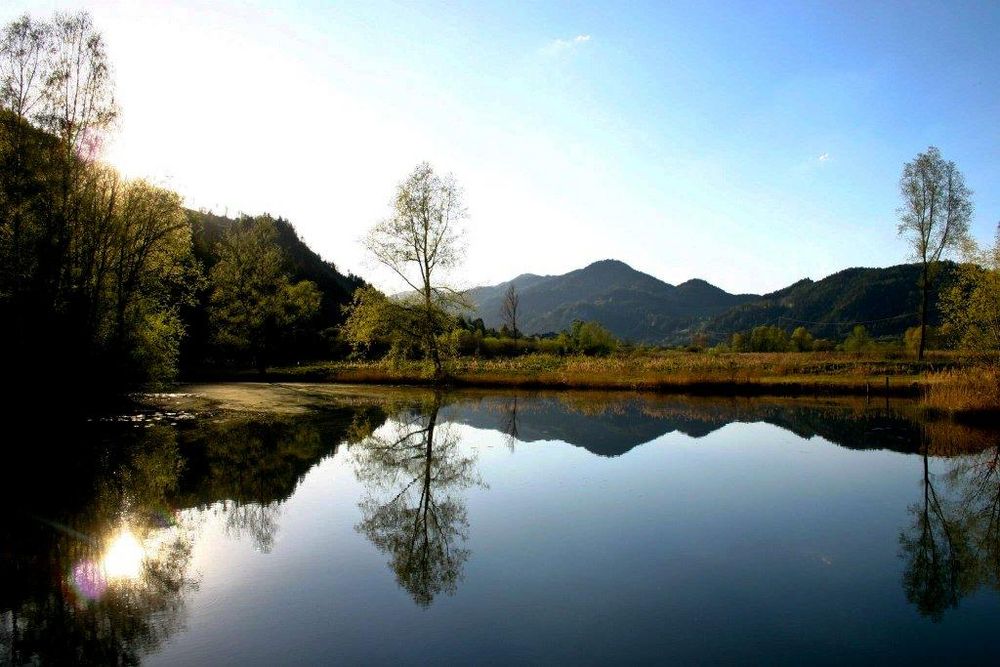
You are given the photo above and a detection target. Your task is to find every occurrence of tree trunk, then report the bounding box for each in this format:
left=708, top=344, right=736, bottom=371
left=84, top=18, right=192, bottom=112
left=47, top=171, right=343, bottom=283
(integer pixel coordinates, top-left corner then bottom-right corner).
left=918, top=263, right=929, bottom=361
left=256, top=346, right=268, bottom=377
left=423, top=284, right=443, bottom=380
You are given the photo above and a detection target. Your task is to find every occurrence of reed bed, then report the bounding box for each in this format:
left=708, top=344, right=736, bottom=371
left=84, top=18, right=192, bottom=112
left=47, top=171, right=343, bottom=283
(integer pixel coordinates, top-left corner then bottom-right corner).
left=923, top=366, right=1000, bottom=420
left=270, top=351, right=950, bottom=396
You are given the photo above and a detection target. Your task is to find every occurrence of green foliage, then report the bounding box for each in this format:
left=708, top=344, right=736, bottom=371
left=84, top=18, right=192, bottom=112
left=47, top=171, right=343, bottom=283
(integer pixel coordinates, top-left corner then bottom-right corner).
left=897, top=147, right=974, bottom=360
left=184, top=209, right=365, bottom=369
left=188, top=209, right=363, bottom=327
left=904, top=325, right=950, bottom=356
left=751, top=325, right=790, bottom=352
left=725, top=325, right=834, bottom=354
left=209, top=217, right=321, bottom=372
left=566, top=320, right=619, bottom=356
left=341, top=285, right=453, bottom=364
left=790, top=326, right=815, bottom=352
left=942, top=227, right=1000, bottom=359
left=363, top=162, right=469, bottom=377
left=130, top=309, right=185, bottom=385
left=0, top=11, right=203, bottom=387
left=729, top=325, right=792, bottom=352
left=843, top=325, right=874, bottom=354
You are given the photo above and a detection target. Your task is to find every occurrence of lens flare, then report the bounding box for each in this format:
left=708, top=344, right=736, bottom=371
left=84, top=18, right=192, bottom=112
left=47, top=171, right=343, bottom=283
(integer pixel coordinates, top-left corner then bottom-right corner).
left=101, top=530, right=145, bottom=580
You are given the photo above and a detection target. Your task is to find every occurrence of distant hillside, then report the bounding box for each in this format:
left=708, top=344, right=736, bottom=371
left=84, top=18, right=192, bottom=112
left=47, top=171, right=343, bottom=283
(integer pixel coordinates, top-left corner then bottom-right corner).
left=700, top=263, right=961, bottom=342
left=468, top=259, right=758, bottom=344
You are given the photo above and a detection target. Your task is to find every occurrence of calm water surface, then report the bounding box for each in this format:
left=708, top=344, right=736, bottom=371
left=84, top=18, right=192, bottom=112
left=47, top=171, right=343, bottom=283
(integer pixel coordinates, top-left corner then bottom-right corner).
left=3, top=386, right=1000, bottom=665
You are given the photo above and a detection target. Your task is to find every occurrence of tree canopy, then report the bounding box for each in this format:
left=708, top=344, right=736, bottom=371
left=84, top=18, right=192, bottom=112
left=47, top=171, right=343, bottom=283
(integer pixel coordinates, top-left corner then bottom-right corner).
left=209, top=216, right=321, bottom=374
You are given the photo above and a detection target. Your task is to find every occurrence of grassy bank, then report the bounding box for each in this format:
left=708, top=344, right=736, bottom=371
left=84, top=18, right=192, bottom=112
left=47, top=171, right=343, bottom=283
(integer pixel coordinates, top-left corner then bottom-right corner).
left=256, top=351, right=965, bottom=394
left=251, top=352, right=1000, bottom=420
left=922, top=366, right=1000, bottom=422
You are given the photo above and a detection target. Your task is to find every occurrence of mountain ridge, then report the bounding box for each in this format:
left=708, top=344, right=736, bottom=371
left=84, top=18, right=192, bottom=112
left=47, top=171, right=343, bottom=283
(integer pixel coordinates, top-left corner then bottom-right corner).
left=467, top=259, right=758, bottom=343
left=467, top=259, right=959, bottom=344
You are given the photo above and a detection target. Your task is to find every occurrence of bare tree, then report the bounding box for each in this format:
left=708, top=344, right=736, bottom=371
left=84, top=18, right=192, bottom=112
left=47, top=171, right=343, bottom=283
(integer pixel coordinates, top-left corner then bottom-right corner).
left=500, top=283, right=519, bottom=340
left=364, top=162, right=468, bottom=378
left=898, top=146, right=973, bottom=360
left=40, top=11, right=117, bottom=158
left=0, top=14, right=50, bottom=123
left=1, top=14, right=50, bottom=296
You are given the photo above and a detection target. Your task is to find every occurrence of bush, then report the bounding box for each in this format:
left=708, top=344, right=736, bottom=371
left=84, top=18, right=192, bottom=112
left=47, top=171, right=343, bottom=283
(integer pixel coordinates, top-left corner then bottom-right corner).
left=571, top=321, right=618, bottom=356
left=843, top=325, right=874, bottom=354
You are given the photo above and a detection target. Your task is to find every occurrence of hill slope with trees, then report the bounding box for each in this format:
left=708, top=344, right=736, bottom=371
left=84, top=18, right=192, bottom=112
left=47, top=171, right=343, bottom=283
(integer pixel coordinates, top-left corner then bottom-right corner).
left=700, top=263, right=962, bottom=342
left=182, top=211, right=365, bottom=371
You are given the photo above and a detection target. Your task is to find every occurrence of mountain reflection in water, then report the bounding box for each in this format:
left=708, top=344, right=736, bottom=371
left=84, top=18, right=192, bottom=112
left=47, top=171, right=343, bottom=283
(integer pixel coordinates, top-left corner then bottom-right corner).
left=2, top=387, right=998, bottom=664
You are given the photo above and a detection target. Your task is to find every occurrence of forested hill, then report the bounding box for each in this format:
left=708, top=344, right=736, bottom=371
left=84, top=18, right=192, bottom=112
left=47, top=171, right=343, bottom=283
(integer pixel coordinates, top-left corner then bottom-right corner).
left=188, top=210, right=364, bottom=327
left=700, top=263, right=961, bottom=342
left=468, top=259, right=758, bottom=343
left=182, top=210, right=365, bottom=369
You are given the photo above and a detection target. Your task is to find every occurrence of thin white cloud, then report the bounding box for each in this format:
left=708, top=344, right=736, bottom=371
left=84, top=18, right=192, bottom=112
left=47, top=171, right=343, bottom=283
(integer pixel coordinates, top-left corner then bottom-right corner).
left=543, top=34, right=592, bottom=55
left=818, top=152, right=830, bottom=162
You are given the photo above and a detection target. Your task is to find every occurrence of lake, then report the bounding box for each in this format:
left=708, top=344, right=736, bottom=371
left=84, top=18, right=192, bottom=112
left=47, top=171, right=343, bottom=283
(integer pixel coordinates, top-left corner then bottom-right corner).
left=3, top=384, right=999, bottom=665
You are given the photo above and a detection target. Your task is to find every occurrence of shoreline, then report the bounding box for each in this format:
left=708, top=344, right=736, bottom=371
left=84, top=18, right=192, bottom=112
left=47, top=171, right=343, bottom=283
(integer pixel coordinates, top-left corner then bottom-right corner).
left=174, top=353, right=1000, bottom=424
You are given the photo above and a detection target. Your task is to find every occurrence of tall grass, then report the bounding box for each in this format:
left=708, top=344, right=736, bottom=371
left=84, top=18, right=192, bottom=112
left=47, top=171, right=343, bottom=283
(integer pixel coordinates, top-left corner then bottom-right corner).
left=923, top=366, right=1000, bottom=419
left=271, top=351, right=965, bottom=396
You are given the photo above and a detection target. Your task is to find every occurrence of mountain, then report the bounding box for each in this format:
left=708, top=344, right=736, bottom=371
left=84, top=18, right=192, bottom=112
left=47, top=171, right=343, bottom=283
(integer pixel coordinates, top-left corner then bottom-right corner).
left=700, top=262, right=961, bottom=342
left=467, top=259, right=757, bottom=344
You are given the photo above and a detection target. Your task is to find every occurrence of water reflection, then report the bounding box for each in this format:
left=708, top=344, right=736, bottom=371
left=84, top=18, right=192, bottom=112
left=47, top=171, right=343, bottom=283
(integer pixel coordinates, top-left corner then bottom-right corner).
left=1, top=425, right=197, bottom=665
left=352, top=393, right=483, bottom=606
left=2, top=387, right=1000, bottom=663
left=443, top=392, right=947, bottom=456
left=1, top=404, right=384, bottom=664
left=900, top=437, right=1000, bottom=621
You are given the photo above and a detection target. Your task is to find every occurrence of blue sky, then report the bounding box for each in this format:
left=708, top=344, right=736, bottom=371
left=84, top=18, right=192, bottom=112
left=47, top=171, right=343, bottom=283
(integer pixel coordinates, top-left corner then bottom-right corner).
left=4, top=0, right=998, bottom=294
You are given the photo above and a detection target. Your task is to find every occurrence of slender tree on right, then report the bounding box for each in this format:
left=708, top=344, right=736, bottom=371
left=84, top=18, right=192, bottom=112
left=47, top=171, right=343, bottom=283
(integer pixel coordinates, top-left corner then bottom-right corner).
left=897, top=146, right=973, bottom=360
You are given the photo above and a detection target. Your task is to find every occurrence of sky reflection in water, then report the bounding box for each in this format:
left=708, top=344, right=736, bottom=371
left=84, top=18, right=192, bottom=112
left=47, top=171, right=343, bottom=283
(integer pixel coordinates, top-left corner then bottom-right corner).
left=3, top=388, right=1000, bottom=665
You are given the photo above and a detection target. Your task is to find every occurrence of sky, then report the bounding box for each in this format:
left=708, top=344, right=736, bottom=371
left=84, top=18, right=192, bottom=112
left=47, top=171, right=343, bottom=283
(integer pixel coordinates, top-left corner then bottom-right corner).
left=3, top=0, right=998, bottom=294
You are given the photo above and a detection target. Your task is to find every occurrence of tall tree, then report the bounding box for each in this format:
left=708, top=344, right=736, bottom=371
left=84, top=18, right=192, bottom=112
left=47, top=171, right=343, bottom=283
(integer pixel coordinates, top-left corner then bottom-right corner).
left=363, top=162, right=468, bottom=378
left=2, top=11, right=192, bottom=389
left=500, top=283, right=520, bottom=340
left=897, top=147, right=973, bottom=360
left=209, top=216, right=320, bottom=374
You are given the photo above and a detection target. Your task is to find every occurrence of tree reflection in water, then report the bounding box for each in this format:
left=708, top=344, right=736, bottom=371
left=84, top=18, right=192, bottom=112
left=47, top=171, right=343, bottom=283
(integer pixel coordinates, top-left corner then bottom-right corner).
left=352, top=394, right=483, bottom=606
left=1, top=404, right=384, bottom=663
left=1, top=425, right=198, bottom=665
left=221, top=500, right=282, bottom=553
left=900, top=425, right=1000, bottom=621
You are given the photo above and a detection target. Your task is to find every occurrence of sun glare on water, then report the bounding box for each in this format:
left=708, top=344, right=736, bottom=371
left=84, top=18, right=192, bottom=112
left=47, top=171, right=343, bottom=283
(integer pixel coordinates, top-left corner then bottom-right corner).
left=101, top=530, right=146, bottom=580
